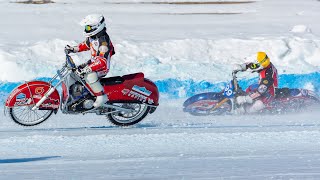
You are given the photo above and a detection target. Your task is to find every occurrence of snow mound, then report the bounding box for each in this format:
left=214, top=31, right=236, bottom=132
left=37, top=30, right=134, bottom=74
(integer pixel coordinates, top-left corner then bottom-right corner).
left=291, top=25, right=312, bottom=33
left=0, top=37, right=320, bottom=100
left=11, top=0, right=54, bottom=4
left=0, top=39, right=70, bottom=82
left=0, top=37, right=319, bottom=82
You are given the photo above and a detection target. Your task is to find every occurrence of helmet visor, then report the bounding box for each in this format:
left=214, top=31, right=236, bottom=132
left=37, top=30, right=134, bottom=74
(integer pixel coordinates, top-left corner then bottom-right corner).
left=85, top=25, right=97, bottom=33
left=85, top=25, right=92, bottom=31
left=249, top=63, right=260, bottom=70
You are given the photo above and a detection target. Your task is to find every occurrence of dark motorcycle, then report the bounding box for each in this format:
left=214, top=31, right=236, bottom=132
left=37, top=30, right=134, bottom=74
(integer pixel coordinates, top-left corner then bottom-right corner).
left=183, top=71, right=319, bottom=115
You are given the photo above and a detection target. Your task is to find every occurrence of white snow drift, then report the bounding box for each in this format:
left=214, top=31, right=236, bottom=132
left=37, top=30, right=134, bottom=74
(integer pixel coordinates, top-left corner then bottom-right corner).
left=0, top=37, right=319, bottom=82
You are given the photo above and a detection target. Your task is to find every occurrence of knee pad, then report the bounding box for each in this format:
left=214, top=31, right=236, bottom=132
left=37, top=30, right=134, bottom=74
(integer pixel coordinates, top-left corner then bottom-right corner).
left=247, top=100, right=265, bottom=113
left=84, top=72, right=99, bottom=84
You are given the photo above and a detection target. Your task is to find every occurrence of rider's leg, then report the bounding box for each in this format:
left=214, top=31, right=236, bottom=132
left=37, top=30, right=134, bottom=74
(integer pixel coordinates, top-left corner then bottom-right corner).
left=246, top=100, right=265, bottom=113
left=84, top=54, right=110, bottom=108
left=84, top=72, right=108, bottom=108
left=235, top=106, right=246, bottom=115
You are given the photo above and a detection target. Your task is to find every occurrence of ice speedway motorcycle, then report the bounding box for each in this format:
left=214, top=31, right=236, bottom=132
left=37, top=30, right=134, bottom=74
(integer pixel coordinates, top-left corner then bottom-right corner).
left=4, top=51, right=159, bottom=126
left=183, top=71, right=320, bottom=116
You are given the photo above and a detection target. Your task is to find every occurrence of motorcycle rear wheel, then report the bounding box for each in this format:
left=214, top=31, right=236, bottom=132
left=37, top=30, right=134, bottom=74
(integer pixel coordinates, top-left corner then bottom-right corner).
left=107, top=103, right=150, bottom=126
left=9, top=106, right=53, bottom=126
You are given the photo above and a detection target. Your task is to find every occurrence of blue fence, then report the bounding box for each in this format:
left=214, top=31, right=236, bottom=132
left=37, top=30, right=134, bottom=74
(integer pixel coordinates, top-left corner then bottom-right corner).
left=1, top=72, right=319, bottom=101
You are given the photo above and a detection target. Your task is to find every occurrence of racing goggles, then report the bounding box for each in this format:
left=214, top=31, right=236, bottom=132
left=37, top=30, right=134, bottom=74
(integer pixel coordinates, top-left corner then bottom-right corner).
left=85, top=25, right=94, bottom=32
left=84, top=17, right=105, bottom=33
left=85, top=24, right=99, bottom=33
left=249, top=63, right=260, bottom=70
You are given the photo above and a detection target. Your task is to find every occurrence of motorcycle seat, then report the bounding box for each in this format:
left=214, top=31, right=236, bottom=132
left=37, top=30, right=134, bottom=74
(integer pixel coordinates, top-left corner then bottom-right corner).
left=100, top=76, right=124, bottom=86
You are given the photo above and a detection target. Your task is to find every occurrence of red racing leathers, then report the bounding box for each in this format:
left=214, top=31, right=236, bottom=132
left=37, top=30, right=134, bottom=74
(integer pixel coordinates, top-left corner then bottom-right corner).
left=246, top=62, right=278, bottom=104
left=71, top=28, right=115, bottom=107
left=76, top=27, right=115, bottom=77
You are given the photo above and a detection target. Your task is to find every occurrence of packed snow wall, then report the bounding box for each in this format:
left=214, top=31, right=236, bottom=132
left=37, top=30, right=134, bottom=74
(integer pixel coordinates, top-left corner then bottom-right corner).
left=0, top=37, right=319, bottom=101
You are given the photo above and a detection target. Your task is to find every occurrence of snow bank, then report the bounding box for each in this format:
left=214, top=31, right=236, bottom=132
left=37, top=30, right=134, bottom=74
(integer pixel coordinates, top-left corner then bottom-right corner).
left=0, top=37, right=319, bottom=100
left=0, top=39, right=68, bottom=82
left=291, top=25, right=312, bottom=33
left=53, top=0, right=255, bottom=3
left=0, top=37, right=319, bottom=82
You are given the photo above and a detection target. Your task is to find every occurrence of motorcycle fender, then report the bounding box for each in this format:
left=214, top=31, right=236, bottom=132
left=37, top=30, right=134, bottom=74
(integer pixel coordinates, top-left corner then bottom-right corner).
left=105, top=73, right=160, bottom=106
left=183, top=92, right=224, bottom=107
left=5, top=81, right=60, bottom=110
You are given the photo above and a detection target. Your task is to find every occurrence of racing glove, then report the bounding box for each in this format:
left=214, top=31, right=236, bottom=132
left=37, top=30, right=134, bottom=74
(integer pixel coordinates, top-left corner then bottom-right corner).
left=75, top=66, right=92, bottom=78
left=64, top=45, right=78, bottom=54
left=233, top=64, right=247, bottom=72
left=236, top=95, right=253, bottom=105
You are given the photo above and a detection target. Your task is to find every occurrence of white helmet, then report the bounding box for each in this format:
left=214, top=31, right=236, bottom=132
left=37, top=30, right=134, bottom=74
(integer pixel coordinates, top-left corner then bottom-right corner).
left=80, top=14, right=106, bottom=37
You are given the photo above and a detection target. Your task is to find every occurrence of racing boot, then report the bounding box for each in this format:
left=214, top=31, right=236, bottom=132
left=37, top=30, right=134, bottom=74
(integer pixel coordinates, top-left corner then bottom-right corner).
left=246, top=100, right=265, bottom=114
left=93, top=92, right=108, bottom=108
left=234, top=106, right=246, bottom=115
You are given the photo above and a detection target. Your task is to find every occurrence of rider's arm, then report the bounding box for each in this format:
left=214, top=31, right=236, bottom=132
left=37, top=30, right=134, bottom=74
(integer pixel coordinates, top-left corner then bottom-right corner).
left=86, top=36, right=111, bottom=72
left=234, top=62, right=259, bottom=72
left=77, top=38, right=90, bottom=52
left=233, top=63, right=248, bottom=72
left=246, top=63, right=259, bottom=70
left=251, top=67, right=275, bottom=99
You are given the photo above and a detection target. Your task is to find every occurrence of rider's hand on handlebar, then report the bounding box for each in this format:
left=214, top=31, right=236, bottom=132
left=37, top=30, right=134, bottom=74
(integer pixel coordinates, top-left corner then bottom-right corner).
left=75, top=68, right=84, bottom=78
left=64, top=45, right=76, bottom=54
left=233, top=64, right=247, bottom=73
left=75, top=65, right=92, bottom=78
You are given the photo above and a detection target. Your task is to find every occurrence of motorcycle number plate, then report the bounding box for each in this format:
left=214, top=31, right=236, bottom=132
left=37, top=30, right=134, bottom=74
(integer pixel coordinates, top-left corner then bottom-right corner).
left=224, top=81, right=235, bottom=98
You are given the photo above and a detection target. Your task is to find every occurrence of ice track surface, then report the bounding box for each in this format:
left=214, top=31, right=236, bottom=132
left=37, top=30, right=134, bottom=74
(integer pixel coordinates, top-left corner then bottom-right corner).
left=1, top=0, right=320, bottom=179
left=1, top=100, right=320, bottom=179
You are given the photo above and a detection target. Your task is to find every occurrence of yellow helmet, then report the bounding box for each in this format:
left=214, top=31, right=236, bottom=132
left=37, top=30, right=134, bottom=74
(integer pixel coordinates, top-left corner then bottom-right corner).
left=256, top=52, right=270, bottom=68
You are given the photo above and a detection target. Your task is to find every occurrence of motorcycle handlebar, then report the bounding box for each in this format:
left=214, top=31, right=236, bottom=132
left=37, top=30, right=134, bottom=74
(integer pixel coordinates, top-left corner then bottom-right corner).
left=232, top=70, right=238, bottom=79
left=64, top=49, right=70, bottom=55
left=232, top=70, right=239, bottom=93
left=65, top=54, right=76, bottom=69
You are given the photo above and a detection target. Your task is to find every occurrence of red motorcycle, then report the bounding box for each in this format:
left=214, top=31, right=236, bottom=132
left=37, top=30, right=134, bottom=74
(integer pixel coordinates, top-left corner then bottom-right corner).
left=4, top=53, right=159, bottom=126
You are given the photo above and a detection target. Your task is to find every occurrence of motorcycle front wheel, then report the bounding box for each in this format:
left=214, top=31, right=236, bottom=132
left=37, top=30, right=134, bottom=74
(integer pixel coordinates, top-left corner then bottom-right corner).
left=183, top=99, right=232, bottom=116
left=9, top=106, right=53, bottom=126
left=107, top=103, right=150, bottom=126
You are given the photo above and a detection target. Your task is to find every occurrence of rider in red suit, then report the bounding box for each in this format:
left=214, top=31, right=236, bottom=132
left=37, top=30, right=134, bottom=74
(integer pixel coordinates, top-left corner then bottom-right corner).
left=233, top=52, right=278, bottom=113
left=65, top=14, right=115, bottom=108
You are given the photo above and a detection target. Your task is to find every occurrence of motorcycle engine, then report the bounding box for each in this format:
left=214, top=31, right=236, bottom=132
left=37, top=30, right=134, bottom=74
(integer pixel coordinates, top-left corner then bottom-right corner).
left=83, top=99, right=94, bottom=109
left=69, top=98, right=95, bottom=112
left=70, top=83, right=86, bottom=98
left=69, top=83, right=94, bottom=112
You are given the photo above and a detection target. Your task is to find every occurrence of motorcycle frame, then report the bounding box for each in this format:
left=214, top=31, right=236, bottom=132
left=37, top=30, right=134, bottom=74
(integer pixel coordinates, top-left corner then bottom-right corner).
left=210, top=71, right=238, bottom=113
